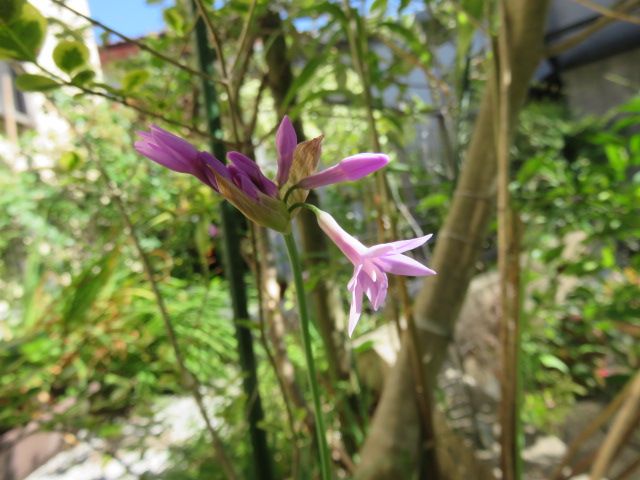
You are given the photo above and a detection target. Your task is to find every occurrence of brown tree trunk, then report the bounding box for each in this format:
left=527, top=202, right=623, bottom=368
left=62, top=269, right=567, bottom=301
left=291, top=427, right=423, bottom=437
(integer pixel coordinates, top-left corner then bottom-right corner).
left=355, top=0, right=551, bottom=477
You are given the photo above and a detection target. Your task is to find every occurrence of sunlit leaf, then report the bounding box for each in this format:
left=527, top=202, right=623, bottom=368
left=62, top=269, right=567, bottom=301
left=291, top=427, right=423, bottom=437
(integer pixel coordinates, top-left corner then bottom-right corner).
left=15, top=73, right=60, bottom=92
left=71, top=69, right=95, bottom=86
left=540, top=354, right=569, bottom=373
left=53, top=40, right=90, bottom=74
left=0, top=3, right=47, bottom=61
left=122, top=69, right=150, bottom=93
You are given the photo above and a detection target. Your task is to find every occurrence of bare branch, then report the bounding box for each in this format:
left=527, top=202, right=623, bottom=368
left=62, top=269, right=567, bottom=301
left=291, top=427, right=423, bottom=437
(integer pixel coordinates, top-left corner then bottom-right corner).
left=49, top=0, right=226, bottom=87
left=193, top=0, right=246, bottom=147
left=546, top=0, right=640, bottom=56
left=571, top=0, right=640, bottom=25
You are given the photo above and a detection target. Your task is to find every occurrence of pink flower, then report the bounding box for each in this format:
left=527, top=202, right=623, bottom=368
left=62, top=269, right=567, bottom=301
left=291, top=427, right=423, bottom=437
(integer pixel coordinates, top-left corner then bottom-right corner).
left=135, top=118, right=391, bottom=233
left=314, top=209, right=436, bottom=336
left=295, top=153, right=389, bottom=190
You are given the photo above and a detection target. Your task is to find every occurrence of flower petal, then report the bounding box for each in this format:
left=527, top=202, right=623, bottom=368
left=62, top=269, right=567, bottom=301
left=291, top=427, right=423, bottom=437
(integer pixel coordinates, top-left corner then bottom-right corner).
left=150, top=124, right=198, bottom=160
left=296, top=153, right=389, bottom=190
left=372, top=271, right=388, bottom=311
left=276, top=116, right=297, bottom=186
left=228, top=151, right=278, bottom=197
left=377, top=254, right=437, bottom=276
left=348, top=272, right=364, bottom=337
left=135, top=140, right=191, bottom=172
left=314, top=210, right=367, bottom=264
left=378, top=234, right=433, bottom=255
left=135, top=126, right=223, bottom=191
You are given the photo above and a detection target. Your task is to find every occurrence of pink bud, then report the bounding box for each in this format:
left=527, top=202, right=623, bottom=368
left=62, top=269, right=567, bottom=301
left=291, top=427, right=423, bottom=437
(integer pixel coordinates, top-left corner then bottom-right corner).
left=296, top=153, right=389, bottom=190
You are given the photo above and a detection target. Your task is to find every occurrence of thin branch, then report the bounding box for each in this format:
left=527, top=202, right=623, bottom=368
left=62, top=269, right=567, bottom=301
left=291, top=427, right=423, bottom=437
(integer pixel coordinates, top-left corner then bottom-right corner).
left=80, top=142, right=238, bottom=480
left=33, top=62, right=235, bottom=145
left=550, top=379, right=632, bottom=480
left=571, top=0, right=640, bottom=25
left=375, top=33, right=451, bottom=99
left=193, top=0, right=242, bottom=145
left=246, top=72, right=268, bottom=139
left=546, top=0, right=640, bottom=56
left=590, top=371, right=640, bottom=479
left=49, top=0, right=227, bottom=87
left=247, top=225, right=301, bottom=474
left=342, top=1, right=441, bottom=477
left=231, top=0, right=259, bottom=75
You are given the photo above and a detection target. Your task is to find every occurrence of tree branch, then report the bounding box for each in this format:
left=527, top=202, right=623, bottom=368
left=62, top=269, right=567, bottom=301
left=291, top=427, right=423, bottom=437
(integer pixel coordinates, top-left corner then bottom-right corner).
left=49, top=0, right=227, bottom=87
left=571, top=0, right=640, bottom=25
left=546, top=0, right=640, bottom=57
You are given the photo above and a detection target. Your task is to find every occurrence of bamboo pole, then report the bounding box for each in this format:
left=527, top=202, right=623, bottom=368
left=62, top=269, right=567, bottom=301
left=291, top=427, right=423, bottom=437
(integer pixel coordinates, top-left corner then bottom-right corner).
left=191, top=4, right=273, bottom=478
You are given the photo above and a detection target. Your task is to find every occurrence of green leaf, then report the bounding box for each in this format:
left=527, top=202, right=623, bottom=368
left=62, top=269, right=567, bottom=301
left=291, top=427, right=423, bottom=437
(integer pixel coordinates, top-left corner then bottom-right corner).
left=371, top=0, right=388, bottom=13
left=59, top=151, right=82, bottom=171
left=0, top=0, right=25, bottom=23
left=0, top=3, right=47, bottom=61
left=61, top=248, right=120, bottom=327
left=163, top=6, right=185, bottom=35
left=539, top=354, right=569, bottom=373
left=70, top=69, right=95, bottom=86
left=121, top=69, right=150, bottom=93
left=15, top=73, right=60, bottom=92
left=605, top=144, right=628, bottom=180
left=53, top=40, right=90, bottom=74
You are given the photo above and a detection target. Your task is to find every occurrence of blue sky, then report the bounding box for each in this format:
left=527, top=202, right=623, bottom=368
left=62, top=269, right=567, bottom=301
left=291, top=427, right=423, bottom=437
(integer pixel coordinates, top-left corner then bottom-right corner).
left=87, top=0, right=422, bottom=43
left=88, top=0, right=168, bottom=41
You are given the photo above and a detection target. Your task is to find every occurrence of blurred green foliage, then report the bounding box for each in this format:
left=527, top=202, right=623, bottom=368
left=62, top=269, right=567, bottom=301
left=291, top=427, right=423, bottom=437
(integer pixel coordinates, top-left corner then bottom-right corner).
left=514, top=100, right=640, bottom=429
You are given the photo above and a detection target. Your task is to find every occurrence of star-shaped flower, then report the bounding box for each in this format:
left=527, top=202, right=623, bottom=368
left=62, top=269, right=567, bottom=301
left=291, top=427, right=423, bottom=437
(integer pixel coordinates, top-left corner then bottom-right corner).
left=313, top=209, right=436, bottom=336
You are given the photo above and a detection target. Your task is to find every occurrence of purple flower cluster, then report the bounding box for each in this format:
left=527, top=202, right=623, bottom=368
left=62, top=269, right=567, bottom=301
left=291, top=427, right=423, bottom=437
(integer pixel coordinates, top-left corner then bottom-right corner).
left=135, top=116, right=435, bottom=335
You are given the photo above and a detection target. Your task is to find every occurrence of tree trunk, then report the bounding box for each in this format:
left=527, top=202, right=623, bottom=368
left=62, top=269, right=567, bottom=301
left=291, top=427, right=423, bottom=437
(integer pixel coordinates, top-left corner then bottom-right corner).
left=355, top=0, right=551, bottom=477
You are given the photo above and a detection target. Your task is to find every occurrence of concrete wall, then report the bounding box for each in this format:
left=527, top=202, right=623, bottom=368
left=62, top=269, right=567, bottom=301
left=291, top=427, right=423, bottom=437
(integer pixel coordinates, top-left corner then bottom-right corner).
left=563, top=47, right=640, bottom=117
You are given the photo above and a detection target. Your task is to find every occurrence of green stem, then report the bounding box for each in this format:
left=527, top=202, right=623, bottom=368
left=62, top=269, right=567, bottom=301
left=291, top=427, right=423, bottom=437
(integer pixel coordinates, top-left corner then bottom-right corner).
left=283, top=233, right=332, bottom=480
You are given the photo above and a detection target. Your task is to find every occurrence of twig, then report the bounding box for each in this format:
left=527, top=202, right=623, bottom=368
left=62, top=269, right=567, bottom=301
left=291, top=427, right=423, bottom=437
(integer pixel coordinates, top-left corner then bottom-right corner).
left=247, top=225, right=301, bottom=469
left=571, top=0, right=640, bottom=25
left=590, top=371, right=640, bottom=479
left=231, top=0, right=259, bottom=76
left=82, top=140, right=238, bottom=480
left=245, top=73, right=268, bottom=139
left=49, top=0, right=227, bottom=87
left=33, top=61, right=229, bottom=143
left=193, top=0, right=242, bottom=145
left=550, top=379, right=631, bottom=480
left=546, top=0, right=640, bottom=56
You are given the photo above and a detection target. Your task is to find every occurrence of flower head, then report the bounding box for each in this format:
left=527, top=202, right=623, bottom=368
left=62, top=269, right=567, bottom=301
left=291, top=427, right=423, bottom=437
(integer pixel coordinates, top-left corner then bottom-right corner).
left=313, top=209, right=436, bottom=336
left=135, top=118, right=390, bottom=234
